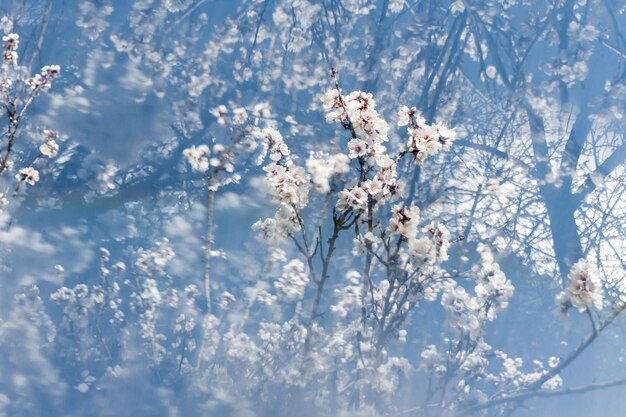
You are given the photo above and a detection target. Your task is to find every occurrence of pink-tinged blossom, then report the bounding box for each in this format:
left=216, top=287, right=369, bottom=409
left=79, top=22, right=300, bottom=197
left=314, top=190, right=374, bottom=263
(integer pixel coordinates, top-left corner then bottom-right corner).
left=425, top=222, right=451, bottom=261
left=26, top=74, right=47, bottom=90
left=43, top=129, right=59, bottom=139
left=336, top=186, right=368, bottom=212
left=252, top=127, right=309, bottom=243
left=556, top=259, right=603, bottom=312
left=321, top=89, right=389, bottom=143
left=40, top=140, right=59, bottom=157
left=41, top=65, right=61, bottom=79
left=399, top=106, right=455, bottom=164
left=434, top=121, right=456, bottom=150
left=321, top=88, right=345, bottom=123
left=362, top=177, right=383, bottom=197
left=26, top=65, right=61, bottom=91
left=348, top=138, right=368, bottom=159
left=16, top=167, right=39, bottom=185
left=2, top=32, right=18, bottom=63
left=3, top=50, right=16, bottom=63
left=2, top=33, right=18, bottom=50
left=263, top=162, right=309, bottom=208
left=388, top=204, right=421, bottom=239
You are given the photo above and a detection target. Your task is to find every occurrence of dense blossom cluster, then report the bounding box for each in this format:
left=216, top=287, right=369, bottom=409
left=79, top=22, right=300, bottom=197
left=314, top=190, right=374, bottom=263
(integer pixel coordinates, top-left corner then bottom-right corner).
left=321, top=88, right=406, bottom=218
left=0, top=1, right=624, bottom=416
left=258, top=128, right=309, bottom=209
left=3, top=82, right=617, bottom=417
left=252, top=127, right=310, bottom=242
left=322, top=90, right=389, bottom=143
left=135, top=238, right=176, bottom=276
left=238, top=87, right=583, bottom=416
left=397, top=106, right=456, bottom=163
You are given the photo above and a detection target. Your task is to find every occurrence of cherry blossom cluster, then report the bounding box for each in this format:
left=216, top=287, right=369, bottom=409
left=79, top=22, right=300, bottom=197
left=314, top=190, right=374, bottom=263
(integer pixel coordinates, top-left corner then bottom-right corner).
left=188, top=153, right=241, bottom=193
left=440, top=245, right=514, bottom=340
left=135, top=238, right=176, bottom=276
left=0, top=27, right=63, bottom=211
left=556, top=259, right=604, bottom=312
left=397, top=105, right=456, bottom=164
left=40, top=129, right=60, bottom=157
left=336, top=186, right=369, bottom=212
left=379, top=204, right=452, bottom=266
left=334, top=155, right=398, bottom=214
left=322, top=88, right=400, bottom=213
left=424, top=222, right=451, bottom=261
left=209, top=102, right=271, bottom=126
left=258, top=128, right=308, bottom=208
left=474, top=244, right=515, bottom=321
left=465, top=351, right=565, bottom=395
left=183, top=105, right=271, bottom=196
left=13, top=130, right=62, bottom=188
left=183, top=142, right=238, bottom=176
left=27, top=65, right=61, bottom=92
left=322, top=89, right=389, bottom=143
left=441, top=282, right=483, bottom=339
left=252, top=127, right=309, bottom=242
left=388, top=204, right=422, bottom=239
left=2, top=33, right=18, bottom=63
left=5, top=2, right=625, bottom=414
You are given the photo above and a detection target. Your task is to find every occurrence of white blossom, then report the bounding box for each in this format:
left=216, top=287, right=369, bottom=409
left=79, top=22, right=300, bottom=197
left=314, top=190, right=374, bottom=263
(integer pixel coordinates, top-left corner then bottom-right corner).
left=274, top=259, right=309, bottom=302
left=16, top=167, right=39, bottom=185
left=40, top=140, right=59, bottom=157
left=135, top=238, right=176, bottom=276
left=183, top=144, right=210, bottom=173
left=556, top=259, right=603, bottom=312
